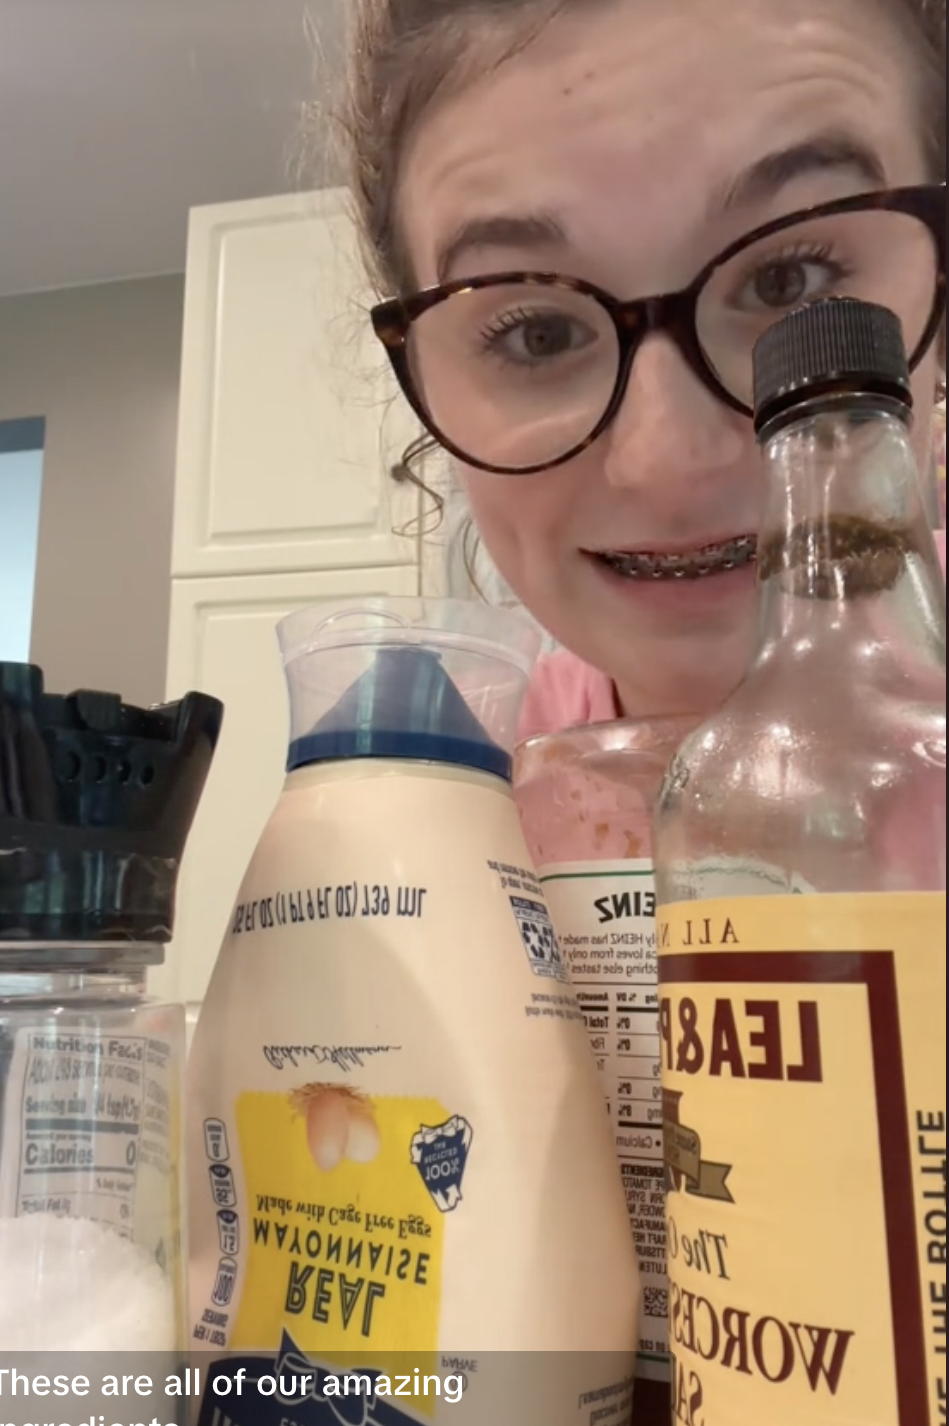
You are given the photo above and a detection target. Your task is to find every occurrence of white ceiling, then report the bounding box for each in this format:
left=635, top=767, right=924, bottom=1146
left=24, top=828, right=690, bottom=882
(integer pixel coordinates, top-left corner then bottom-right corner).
left=0, top=0, right=345, bottom=298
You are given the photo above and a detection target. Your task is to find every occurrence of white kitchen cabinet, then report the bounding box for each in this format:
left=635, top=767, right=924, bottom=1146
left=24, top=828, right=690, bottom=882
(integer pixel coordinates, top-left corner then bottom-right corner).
left=170, top=188, right=421, bottom=580
left=157, top=566, right=418, bottom=1007
left=158, top=186, right=429, bottom=1012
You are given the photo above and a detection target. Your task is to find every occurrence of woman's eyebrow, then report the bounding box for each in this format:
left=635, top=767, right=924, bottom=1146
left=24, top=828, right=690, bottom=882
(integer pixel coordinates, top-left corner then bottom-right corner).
left=712, top=132, right=888, bottom=218
left=436, top=212, right=567, bottom=283
left=432, top=133, right=887, bottom=283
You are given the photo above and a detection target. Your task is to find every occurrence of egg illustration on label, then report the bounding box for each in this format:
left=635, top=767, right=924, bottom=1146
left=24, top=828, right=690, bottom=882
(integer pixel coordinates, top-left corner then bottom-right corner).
left=289, top=1084, right=382, bottom=1172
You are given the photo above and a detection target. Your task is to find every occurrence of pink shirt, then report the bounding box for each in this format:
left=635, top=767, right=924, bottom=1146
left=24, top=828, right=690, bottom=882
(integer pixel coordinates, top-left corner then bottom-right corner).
left=518, top=530, right=947, bottom=744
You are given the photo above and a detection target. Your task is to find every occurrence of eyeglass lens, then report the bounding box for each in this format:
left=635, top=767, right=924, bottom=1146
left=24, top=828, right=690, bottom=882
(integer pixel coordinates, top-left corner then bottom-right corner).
left=405, top=208, right=940, bottom=471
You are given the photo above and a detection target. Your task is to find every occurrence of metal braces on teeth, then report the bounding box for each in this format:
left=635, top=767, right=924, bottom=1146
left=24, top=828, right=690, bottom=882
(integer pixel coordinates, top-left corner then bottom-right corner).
left=601, top=536, right=758, bottom=581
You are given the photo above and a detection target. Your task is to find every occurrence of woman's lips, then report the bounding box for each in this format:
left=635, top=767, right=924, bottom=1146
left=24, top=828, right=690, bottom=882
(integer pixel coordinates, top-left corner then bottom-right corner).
left=588, top=536, right=758, bottom=581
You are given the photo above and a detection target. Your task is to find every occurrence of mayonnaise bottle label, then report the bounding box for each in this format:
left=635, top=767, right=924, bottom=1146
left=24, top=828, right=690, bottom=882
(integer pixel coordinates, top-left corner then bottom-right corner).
left=186, top=766, right=641, bottom=1425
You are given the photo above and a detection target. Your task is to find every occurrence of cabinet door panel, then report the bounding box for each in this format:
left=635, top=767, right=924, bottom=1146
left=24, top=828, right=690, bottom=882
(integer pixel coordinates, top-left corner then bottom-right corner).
left=171, top=189, right=421, bottom=578
left=156, top=565, right=418, bottom=1007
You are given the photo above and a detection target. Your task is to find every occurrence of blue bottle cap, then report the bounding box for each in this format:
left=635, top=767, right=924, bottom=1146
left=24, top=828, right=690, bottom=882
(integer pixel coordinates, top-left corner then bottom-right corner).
left=287, top=646, right=512, bottom=781
left=277, top=598, right=542, bottom=785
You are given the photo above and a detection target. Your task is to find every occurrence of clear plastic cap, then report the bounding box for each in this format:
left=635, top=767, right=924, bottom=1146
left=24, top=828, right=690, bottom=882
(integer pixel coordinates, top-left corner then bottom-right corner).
left=276, top=597, right=543, bottom=782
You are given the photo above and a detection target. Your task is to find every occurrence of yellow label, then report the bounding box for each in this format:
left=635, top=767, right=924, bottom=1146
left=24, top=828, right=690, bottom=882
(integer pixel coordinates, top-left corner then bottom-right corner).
left=657, top=891, right=946, bottom=1426
left=230, top=1084, right=455, bottom=1381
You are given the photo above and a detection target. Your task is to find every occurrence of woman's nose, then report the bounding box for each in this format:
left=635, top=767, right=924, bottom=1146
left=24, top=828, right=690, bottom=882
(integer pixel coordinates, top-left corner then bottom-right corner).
left=601, top=334, right=748, bottom=495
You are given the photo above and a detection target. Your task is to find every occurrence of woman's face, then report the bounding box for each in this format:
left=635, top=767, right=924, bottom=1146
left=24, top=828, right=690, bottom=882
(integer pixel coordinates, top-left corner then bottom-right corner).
left=399, top=0, right=942, bottom=717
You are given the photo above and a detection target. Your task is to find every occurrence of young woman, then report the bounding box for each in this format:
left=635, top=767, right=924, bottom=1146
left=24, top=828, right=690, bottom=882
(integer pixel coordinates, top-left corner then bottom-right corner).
left=338, top=0, right=946, bottom=739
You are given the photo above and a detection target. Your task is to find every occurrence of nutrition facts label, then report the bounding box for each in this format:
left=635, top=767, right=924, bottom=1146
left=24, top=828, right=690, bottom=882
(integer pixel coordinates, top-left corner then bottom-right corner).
left=0, top=1030, right=169, bottom=1237
left=539, top=862, right=669, bottom=1379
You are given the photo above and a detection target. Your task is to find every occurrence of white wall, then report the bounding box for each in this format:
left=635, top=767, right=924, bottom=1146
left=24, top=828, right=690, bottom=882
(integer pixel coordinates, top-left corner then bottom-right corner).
left=0, top=448, right=44, bottom=662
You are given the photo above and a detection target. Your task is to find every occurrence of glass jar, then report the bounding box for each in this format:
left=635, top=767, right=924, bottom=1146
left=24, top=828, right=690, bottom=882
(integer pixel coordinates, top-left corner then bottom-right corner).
left=514, top=713, right=698, bottom=1417
left=0, top=960, right=186, bottom=1350
left=0, top=662, right=222, bottom=1355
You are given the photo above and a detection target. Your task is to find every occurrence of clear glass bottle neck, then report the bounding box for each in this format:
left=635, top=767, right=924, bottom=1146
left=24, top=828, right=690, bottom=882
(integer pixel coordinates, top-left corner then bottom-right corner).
left=751, top=398, right=946, bottom=677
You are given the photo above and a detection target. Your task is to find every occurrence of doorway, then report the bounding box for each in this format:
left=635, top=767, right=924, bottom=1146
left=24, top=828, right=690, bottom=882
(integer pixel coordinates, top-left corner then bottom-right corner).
left=0, top=417, right=46, bottom=663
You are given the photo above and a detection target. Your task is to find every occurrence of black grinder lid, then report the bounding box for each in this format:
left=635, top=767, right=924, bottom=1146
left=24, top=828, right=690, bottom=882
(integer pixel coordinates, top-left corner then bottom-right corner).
left=0, top=663, right=223, bottom=945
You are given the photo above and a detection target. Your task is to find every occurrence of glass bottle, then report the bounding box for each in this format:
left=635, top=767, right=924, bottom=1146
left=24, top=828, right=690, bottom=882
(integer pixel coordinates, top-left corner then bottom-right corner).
left=653, top=297, right=946, bottom=1425
left=514, top=712, right=699, bottom=1418
left=0, top=662, right=222, bottom=1358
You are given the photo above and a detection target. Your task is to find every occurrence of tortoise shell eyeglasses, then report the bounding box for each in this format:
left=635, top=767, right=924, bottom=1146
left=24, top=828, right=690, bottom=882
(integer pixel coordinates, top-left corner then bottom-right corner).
left=370, top=184, right=946, bottom=477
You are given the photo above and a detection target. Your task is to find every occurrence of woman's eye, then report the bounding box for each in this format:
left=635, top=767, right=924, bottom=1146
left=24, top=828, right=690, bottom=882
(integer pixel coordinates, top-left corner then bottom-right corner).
left=738, top=252, right=850, bottom=312
left=481, top=310, right=597, bottom=364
